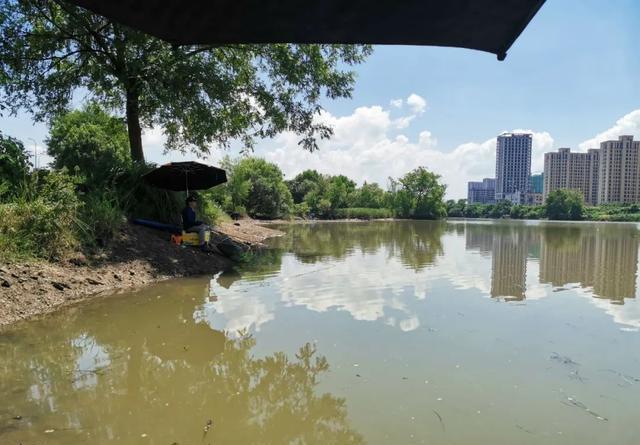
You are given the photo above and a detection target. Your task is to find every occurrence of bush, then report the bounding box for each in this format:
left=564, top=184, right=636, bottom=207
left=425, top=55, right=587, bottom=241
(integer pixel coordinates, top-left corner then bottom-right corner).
left=198, top=196, right=230, bottom=225
left=334, top=208, right=393, bottom=220
left=113, top=163, right=184, bottom=224
left=0, top=171, right=81, bottom=261
left=292, top=202, right=310, bottom=218
left=78, top=191, right=125, bottom=247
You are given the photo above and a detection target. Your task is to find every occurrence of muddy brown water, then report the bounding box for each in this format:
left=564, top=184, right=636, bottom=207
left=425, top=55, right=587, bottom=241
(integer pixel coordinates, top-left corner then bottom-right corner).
left=1, top=220, right=640, bottom=444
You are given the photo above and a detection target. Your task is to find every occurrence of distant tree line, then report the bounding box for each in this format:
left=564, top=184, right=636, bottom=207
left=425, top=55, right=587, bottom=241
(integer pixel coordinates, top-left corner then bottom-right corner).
left=208, top=159, right=447, bottom=220
left=446, top=189, right=602, bottom=221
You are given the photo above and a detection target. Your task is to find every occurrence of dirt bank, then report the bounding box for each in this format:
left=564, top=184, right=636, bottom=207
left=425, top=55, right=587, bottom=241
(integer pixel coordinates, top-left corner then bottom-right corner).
left=0, top=220, right=282, bottom=327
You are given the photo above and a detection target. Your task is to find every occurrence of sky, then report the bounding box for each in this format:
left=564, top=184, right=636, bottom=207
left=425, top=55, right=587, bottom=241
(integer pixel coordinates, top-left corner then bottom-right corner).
left=2, top=0, right=640, bottom=199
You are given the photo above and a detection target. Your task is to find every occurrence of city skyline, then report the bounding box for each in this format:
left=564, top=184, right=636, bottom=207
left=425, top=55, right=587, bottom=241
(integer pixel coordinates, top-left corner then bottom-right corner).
left=469, top=134, right=640, bottom=206
left=1, top=0, right=638, bottom=200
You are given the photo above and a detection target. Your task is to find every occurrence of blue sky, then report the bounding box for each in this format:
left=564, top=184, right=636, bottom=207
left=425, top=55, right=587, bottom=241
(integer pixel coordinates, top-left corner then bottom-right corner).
left=2, top=0, right=640, bottom=198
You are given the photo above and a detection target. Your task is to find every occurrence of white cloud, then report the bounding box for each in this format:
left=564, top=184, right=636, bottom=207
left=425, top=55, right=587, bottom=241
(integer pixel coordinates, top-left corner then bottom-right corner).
left=137, top=94, right=563, bottom=199
left=578, top=109, right=640, bottom=151
left=390, top=98, right=403, bottom=108
left=406, top=93, right=427, bottom=114
left=260, top=104, right=552, bottom=199
left=393, top=115, right=415, bottom=129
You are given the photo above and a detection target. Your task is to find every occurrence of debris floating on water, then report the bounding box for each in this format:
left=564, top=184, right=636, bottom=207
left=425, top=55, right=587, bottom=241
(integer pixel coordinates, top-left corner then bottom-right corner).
left=606, top=369, right=640, bottom=386
left=569, top=370, right=586, bottom=382
left=203, top=419, right=213, bottom=439
left=550, top=352, right=580, bottom=366
left=433, top=410, right=446, bottom=431
left=561, top=396, right=608, bottom=421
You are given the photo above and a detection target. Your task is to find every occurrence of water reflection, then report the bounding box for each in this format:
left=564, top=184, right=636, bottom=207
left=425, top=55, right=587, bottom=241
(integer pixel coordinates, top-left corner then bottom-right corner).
left=271, top=221, right=447, bottom=271
left=3, top=221, right=640, bottom=445
left=0, top=283, right=364, bottom=444
left=463, top=222, right=640, bottom=303
left=208, top=221, right=640, bottom=334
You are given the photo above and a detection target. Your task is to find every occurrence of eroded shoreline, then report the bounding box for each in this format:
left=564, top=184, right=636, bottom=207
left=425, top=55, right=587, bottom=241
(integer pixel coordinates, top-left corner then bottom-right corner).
left=0, top=220, right=282, bottom=327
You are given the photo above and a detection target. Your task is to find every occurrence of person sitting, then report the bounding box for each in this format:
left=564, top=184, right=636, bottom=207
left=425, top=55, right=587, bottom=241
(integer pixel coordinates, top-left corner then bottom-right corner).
left=182, top=196, right=211, bottom=250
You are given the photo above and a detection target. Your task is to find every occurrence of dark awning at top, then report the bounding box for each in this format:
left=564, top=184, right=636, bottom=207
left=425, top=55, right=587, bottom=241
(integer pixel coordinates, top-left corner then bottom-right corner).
left=67, top=0, right=546, bottom=60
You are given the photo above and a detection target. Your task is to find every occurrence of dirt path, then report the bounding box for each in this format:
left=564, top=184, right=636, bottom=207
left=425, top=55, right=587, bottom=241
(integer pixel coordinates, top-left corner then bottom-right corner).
left=0, top=220, right=283, bottom=327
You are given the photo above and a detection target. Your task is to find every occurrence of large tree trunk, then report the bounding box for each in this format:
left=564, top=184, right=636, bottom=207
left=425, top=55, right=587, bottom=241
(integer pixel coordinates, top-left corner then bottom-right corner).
left=126, top=87, right=145, bottom=163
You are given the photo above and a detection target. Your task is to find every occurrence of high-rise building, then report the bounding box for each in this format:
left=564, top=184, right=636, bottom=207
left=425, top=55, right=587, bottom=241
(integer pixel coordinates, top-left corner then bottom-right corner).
left=495, top=133, right=532, bottom=204
left=598, top=136, right=640, bottom=204
left=543, top=147, right=600, bottom=205
left=530, top=173, right=544, bottom=194
left=467, top=178, right=496, bottom=204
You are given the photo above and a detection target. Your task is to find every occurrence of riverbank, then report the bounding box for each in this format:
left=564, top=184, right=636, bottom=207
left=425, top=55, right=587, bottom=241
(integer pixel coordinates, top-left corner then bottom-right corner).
left=0, top=220, right=282, bottom=326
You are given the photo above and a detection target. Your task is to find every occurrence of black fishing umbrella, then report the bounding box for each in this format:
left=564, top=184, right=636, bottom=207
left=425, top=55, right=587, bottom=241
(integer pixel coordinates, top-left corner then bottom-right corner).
left=66, top=0, right=545, bottom=60
left=142, top=161, right=227, bottom=192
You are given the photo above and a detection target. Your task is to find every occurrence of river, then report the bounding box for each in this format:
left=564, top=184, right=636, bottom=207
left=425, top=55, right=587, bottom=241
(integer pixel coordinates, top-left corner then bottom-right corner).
left=1, top=220, right=640, bottom=444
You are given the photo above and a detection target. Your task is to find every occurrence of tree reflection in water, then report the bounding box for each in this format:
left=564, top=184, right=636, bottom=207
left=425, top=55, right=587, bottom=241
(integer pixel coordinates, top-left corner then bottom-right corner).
left=269, top=220, right=447, bottom=271
left=0, top=285, right=365, bottom=445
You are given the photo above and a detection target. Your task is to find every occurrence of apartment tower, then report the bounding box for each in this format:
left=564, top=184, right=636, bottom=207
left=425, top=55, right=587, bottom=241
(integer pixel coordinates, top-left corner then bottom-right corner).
left=598, top=136, right=640, bottom=204
left=495, top=133, right=532, bottom=204
left=543, top=148, right=600, bottom=205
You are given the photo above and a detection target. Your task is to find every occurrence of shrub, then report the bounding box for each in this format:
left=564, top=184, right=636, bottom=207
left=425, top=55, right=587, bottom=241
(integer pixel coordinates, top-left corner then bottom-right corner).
left=334, top=208, right=393, bottom=220
left=0, top=171, right=81, bottom=261
left=292, top=202, right=310, bottom=218
left=199, top=197, right=230, bottom=225
left=113, top=163, right=184, bottom=224
left=78, top=191, right=125, bottom=247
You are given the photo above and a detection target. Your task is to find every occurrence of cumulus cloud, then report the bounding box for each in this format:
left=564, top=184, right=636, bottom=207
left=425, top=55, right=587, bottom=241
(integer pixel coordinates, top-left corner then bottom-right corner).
left=578, top=109, right=640, bottom=151
left=139, top=93, right=562, bottom=199
left=259, top=103, right=552, bottom=199
left=406, top=93, right=427, bottom=114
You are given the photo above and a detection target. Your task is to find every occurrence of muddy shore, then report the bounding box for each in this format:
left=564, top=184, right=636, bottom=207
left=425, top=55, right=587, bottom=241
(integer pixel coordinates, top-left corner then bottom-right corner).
left=0, top=220, right=282, bottom=327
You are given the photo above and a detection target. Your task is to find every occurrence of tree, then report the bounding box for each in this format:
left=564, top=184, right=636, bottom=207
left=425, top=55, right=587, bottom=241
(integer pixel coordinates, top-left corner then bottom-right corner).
left=0, top=131, right=31, bottom=194
left=545, top=189, right=584, bottom=220
left=446, top=199, right=466, bottom=217
left=219, top=157, right=293, bottom=219
left=286, top=170, right=324, bottom=204
left=325, top=175, right=356, bottom=209
left=46, top=102, right=130, bottom=184
left=0, top=1, right=372, bottom=162
left=391, top=167, right=446, bottom=219
left=489, top=200, right=512, bottom=218
left=351, top=182, right=387, bottom=208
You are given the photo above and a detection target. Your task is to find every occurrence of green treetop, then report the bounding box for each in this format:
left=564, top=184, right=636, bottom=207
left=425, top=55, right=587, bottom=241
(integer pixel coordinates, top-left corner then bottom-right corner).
left=0, top=0, right=371, bottom=162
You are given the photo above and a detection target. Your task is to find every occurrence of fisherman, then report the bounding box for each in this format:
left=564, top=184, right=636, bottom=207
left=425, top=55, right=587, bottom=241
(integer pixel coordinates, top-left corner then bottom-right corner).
left=182, top=195, right=211, bottom=251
